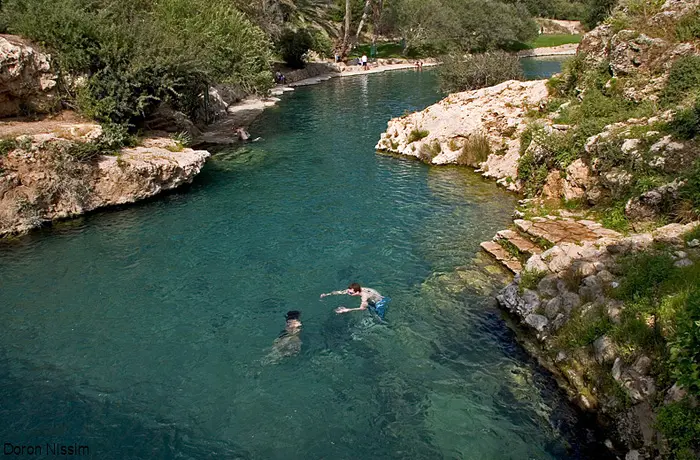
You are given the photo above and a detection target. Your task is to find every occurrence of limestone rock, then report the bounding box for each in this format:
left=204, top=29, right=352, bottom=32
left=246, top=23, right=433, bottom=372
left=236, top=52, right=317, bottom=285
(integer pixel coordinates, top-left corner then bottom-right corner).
left=0, top=137, right=209, bottom=236
left=375, top=80, right=549, bottom=189
left=625, top=180, right=685, bottom=222
left=0, top=34, right=58, bottom=117
left=654, top=222, right=700, bottom=246
left=593, top=335, right=617, bottom=364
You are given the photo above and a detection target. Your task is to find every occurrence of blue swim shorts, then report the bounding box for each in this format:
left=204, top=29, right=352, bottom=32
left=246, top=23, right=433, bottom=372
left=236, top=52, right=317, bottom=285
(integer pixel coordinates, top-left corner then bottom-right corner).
left=370, top=297, right=391, bottom=319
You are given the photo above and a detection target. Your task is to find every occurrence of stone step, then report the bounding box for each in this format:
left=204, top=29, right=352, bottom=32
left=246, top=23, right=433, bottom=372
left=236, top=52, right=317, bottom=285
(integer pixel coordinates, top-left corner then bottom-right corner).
left=495, top=229, right=543, bottom=257
left=480, top=241, right=523, bottom=274
left=513, top=218, right=616, bottom=246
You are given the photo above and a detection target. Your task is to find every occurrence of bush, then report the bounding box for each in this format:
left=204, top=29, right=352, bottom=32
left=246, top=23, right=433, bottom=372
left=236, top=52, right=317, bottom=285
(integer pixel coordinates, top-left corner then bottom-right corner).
left=417, top=140, right=441, bottom=162
left=679, top=160, right=700, bottom=216
left=668, top=287, right=700, bottom=393
left=656, top=399, right=700, bottom=460
left=583, top=0, right=618, bottom=30
left=676, top=8, right=700, bottom=42
left=1, top=0, right=273, bottom=128
left=617, top=251, right=675, bottom=300
left=407, top=129, right=430, bottom=143
left=437, top=51, right=523, bottom=93
left=456, top=132, right=491, bottom=166
left=277, top=28, right=313, bottom=69
left=662, top=56, right=700, bottom=106
left=667, top=99, right=700, bottom=140
left=519, top=269, right=547, bottom=292
left=0, top=138, right=17, bottom=156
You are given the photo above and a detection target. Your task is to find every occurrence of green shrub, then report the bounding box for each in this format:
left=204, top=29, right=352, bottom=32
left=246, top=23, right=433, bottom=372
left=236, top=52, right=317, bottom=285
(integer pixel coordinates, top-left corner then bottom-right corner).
left=519, top=269, right=547, bottom=292
left=676, top=8, right=700, bottom=42
left=456, top=132, right=491, bottom=166
left=656, top=399, right=700, bottom=460
left=437, top=51, right=523, bottom=93
left=417, top=140, right=441, bottom=163
left=600, top=203, right=630, bottom=232
left=667, top=99, right=700, bottom=140
left=679, top=160, right=700, bottom=215
left=407, top=129, right=429, bottom=143
left=1, top=0, right=273, bottom=127
left=662, top=56, right=700, bottom=106
left=0, top=138, right=17, bottom=156
left=668, top=287, right=700, bottom=393
left=617, top=251, right=675, bottom=301
left=556, top=306, right=613, bottom=349
left=547, top=52, right=587, bottom=97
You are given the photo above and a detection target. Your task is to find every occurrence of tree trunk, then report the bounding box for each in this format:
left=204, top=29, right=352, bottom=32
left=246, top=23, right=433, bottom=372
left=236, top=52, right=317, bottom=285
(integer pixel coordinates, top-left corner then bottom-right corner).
left=341, top=0, right=351, bottom=57
left=355, top=0, right=373, bottom=43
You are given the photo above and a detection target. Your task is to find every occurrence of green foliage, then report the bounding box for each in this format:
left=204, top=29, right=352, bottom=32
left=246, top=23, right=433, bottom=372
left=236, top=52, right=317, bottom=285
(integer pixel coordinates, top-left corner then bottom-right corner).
left=0, top=138, right=17, bottom=156
left=519, top=269, right=547, bottom=291
left=278, top=28, right=313, bottom=68
left=438, top=51, right=523, bottom=93
left=1, top=0, right=273, bottom=127
left=676, top=8, right=700, bottom=42
left=556, top=305, right=613, bottom=349
left=391, top=0, right=537, bottom=54
left=679, top=160, right=700, bottom=217
left=583, top=0, right=618, bottom=30
left=667, top=99, right=700, bottom=140
left=668, top=287, right=700, bottom=393
left=600, top=204, right=631, bottom=232
left=456, top=132, right=492, bottom=166
left=547, top=52, right=587, bottom=97
left=407, top=129, right=429, bottom=143
left=512, top=34, right=582, bottom=51
left=661, top=56, right=700, bottom=107
left=617, top=251, right=675, bottom=300
left=656, top=399, right=700, bottom=460
left=417, top=140, right=442, bottom=162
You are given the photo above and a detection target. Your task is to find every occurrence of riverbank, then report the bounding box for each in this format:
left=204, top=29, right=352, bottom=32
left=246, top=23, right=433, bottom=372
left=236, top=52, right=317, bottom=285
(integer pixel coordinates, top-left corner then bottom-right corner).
left=517, top=43, right=578, bottom=57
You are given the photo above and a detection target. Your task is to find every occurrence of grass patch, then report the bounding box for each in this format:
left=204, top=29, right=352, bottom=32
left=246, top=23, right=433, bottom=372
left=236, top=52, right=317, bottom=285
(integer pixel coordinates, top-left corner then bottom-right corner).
left=519, top=269, right=547, bottom=292
left=520, top=34, right=582, bottom=50
left=675, top=7, right=700, bottom=42
left=656, top=399, right=700, bottom=460
left=555, top=305, right=613, bottom=349
left=456, top=132, right=491, bottom=166
left=417, top=140, right=441, bottom=163
left=407, top=129, right=430, bottom=144
left=0, top=138, right=17, bottom=156
left=661, top=56, right=700, bottom=107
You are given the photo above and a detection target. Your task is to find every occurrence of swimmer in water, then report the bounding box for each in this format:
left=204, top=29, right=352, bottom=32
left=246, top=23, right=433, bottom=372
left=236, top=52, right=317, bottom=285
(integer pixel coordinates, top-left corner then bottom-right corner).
left=263, top=310, right=302, bottom=364
left=320, top=283, right=390, bottom=319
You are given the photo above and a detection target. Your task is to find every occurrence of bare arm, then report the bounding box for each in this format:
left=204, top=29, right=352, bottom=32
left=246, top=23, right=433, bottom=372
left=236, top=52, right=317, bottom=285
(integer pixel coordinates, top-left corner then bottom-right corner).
left=335, top=304, right=367, bottom=314
left=320, top=289, right=348, bottom=298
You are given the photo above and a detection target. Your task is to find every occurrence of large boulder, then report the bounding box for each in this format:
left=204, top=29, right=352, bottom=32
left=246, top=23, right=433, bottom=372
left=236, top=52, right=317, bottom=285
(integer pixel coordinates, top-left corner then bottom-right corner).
left=0, top=34, right=58, bottom=117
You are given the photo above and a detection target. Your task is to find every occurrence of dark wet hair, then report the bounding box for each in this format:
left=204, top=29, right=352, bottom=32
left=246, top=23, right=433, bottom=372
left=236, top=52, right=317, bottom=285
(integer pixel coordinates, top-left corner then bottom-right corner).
left=286, top=310, right=301, bottom=321
left=348, top=283, right=361, bottom=293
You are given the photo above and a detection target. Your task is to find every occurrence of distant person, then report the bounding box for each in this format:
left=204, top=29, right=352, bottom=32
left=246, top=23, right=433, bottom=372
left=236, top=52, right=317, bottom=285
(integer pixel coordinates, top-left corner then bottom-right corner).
left=235, top=126, right=250, bottom=141
left=320, top=283, right=390, bottom=319
left=274, top=71, right=286, bottom=84
left=361, top=54, right=368, bottom=70
left=263, top=310, right=302, bottom=364
left=334, top=51, right=340, bottom=63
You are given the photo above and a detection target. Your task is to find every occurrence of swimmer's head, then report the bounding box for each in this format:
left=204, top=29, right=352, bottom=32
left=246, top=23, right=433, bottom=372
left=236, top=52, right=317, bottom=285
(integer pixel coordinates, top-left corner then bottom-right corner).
left=286, top=310, right=301, bottom=321
left=348, top=283, right=361, bottom=293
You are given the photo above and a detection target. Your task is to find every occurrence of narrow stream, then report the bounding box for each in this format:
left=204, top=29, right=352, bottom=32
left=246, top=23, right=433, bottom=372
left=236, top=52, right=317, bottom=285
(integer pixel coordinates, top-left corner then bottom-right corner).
left=0, top=59, right=612, bottom=459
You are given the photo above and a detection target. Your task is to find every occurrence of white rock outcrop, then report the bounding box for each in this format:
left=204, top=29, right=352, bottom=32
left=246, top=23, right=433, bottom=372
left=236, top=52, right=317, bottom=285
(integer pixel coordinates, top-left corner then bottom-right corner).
left=0, top=34, right=58, bottom=117
left=376, top=80, right=549, bottom=191
left=0, top=136, right=209, bottom=236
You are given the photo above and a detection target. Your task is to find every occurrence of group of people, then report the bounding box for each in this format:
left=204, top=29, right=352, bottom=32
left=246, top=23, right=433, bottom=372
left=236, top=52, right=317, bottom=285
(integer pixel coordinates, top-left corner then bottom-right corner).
left=266, top=283, right=390, bottom=362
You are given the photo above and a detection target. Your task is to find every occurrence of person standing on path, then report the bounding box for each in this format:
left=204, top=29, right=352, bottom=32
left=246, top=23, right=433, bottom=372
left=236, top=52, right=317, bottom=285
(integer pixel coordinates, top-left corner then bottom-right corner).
left=361, top=54, right=368, bottom=70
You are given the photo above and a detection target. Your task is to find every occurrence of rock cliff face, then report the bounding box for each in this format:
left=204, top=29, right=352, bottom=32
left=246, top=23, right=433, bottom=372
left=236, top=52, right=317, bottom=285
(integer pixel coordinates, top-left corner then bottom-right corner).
left=487, top=219, right=699, bottom=459
left=376, top=80, right=549, bottom=191
left=0, top=131, right=209, bottom=236
left=0, top=34, right=58, bottom=117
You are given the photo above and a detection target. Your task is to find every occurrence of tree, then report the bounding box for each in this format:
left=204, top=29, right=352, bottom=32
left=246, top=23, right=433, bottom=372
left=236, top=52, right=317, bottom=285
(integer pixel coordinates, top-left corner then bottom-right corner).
left=341, top=0, right=351, bottom=56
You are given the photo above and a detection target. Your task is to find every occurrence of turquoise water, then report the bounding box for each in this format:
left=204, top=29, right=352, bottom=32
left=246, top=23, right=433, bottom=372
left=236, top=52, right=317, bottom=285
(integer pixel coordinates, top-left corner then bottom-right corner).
left=0, top=62, right=610, bottom=459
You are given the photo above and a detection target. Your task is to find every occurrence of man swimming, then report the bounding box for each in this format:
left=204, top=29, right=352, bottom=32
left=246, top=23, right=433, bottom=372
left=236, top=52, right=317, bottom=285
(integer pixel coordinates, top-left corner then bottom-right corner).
left=320, top=283, right=390, bottom=318
left=263, top=310, right=302, bottom=364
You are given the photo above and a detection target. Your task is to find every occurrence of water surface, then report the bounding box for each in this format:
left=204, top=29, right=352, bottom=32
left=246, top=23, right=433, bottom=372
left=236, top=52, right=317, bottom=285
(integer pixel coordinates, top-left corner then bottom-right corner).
left=0, top=61, right=609, bottom=460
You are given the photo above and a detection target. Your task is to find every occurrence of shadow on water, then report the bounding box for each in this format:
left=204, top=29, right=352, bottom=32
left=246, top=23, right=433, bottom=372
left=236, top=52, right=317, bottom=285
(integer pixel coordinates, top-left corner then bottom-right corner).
left=0, top=358, right=252, bottom=459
